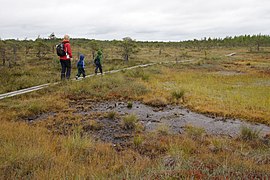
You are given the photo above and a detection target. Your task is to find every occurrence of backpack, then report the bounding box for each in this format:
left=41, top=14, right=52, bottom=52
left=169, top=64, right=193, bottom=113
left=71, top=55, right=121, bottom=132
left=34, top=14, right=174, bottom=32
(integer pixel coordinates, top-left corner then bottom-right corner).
left=56, top=43, right=66, bottom=57
left=94, top=56, right=100, bottom=65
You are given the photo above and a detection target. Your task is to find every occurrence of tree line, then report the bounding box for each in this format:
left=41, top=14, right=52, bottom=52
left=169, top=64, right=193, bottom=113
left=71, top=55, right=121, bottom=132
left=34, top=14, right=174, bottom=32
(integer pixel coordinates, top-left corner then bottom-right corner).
left=0, top=34, right=269, bottom=67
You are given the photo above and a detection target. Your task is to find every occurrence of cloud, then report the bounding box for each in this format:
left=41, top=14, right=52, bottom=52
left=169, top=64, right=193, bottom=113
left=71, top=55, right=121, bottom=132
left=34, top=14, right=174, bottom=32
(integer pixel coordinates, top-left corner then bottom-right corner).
left=1, top=0, right=270, bottom=41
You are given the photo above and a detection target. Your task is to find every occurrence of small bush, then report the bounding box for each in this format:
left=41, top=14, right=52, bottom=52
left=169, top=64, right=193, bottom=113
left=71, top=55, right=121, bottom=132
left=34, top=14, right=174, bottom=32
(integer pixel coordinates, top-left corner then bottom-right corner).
left=122, top=114, right=138, bottom=130
left=240, top=126, right=261, bottom=141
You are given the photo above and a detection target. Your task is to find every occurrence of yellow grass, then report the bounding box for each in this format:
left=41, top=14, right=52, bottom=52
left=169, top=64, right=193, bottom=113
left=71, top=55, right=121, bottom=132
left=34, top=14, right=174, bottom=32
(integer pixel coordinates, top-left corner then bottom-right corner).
left=141, top=62, right=270, bottom=124
left=0, top=118, right=269, bottom=179
left=0, top=46, right=270, bottom=178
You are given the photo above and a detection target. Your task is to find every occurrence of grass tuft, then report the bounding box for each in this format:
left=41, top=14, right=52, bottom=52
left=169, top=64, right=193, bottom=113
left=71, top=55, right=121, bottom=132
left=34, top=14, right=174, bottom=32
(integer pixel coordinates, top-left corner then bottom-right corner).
left=127, top=101, right=133, bottom=109
left=122, top=114, right=138, bottom=130
left=133, top=135, right=144, bottom=148
left=156, top=124, right=170, bottom=135
left=240, top=126, right=261, bottom=141
left=185, top=125, right=206, bottom=141
left=171, top=89, right=185, bottom=100
left=144, top=97, right=167, bottom=107
left=106, top=111, right=118, bottom=120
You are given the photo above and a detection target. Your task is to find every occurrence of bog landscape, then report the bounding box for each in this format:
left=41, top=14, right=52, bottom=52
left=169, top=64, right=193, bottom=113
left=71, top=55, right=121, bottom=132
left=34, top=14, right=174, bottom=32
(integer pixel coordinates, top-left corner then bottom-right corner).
left=0, top=36, right=269, bottom=179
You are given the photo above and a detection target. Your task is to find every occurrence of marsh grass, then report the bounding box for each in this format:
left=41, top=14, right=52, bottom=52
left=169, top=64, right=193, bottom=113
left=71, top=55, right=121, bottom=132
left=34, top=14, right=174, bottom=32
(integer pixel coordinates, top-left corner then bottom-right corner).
left=0, top=62, right=59, bottom=94
left=62, top=73, right=148, bottom=100
left=240, top=126, right=261, bottom=141
left=0, top=121, right=57, bottom=179
left=171, top=89, right=185, bottom=104
left=171, top=90, right=185, bottom=100
left=63, top=128, right=94, bottom=163
left=87, top=120, right=103, bottom=131
left=126, top=69, right=150, bottom=81
left=1, top=46, right=270, bottom=178
left=122, top=114, right=138, bottom=130
left=0, top=93, right=68, bottom=121
left=185, top=125, right=206, bottom=141
left=0, top=120, right=269, bottom=179
left=156, top=124, right=170, bottom=135
left=106, top=111, right=118, bottom=120
left=144, top=97, right=167, bottom=107
left=144, top=62, right=270, bottom=124
left=127, top=101, right=133, bottom=108
left=133, top=135, right=144, bottom=148
left=209, top=138, right=229, bottom=153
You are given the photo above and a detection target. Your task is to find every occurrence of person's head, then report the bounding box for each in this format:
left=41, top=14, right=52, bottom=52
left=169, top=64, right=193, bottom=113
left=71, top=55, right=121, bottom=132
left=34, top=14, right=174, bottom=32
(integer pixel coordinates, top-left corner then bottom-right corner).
left=97, top=50, right=102, bottom=56
left=63, top=34, right=70, bottom=41
left=79, top=54, right=84, bottom=61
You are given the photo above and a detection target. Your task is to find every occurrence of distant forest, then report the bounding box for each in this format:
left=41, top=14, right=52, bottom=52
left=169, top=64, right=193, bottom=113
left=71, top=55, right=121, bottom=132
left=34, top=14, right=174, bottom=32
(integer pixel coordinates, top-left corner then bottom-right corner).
left=0, top=34, right=270, bottom=67
left=1, top=34, right=270, bottom=48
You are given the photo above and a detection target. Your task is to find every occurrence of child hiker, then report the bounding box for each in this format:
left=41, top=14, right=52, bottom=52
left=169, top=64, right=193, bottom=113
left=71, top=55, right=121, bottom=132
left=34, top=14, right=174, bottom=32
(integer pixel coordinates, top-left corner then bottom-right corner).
left=94, top=50, right=103, bottom=75
left=76, top=54, right=86, bottom=79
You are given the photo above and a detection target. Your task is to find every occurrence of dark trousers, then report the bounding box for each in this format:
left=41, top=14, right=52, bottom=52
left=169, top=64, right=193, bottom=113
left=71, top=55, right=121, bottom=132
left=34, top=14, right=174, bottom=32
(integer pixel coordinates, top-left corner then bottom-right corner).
left=95, top=64, right=103, bottom=74
left=60, top=60, right=71, bottom=80
left=77, top=67, right=86, bottom=77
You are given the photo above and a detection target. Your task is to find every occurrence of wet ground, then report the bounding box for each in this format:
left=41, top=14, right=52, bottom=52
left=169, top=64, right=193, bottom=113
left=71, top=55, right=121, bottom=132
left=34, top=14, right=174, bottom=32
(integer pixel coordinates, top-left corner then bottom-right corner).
left=86, top=101, right=270, bottom=137
left=31, top=100, right=270, bottom=145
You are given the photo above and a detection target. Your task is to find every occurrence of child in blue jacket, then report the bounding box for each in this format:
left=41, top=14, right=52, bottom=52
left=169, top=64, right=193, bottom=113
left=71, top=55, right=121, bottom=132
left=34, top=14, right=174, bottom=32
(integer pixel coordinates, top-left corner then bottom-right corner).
left=76, top=54, right=86, bottom=79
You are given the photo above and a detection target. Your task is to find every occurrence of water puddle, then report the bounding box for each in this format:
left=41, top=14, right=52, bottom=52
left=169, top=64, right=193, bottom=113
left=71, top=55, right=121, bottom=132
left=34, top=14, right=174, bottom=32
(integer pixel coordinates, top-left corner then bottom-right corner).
left=87, top=101, right=270, bottom=137
left=31, top=100, right=270, bottom=145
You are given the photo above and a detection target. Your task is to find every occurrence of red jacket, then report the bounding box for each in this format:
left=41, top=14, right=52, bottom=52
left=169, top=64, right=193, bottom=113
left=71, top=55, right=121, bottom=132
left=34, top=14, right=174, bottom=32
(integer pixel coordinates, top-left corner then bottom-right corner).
left=60, top=40, right=72, bottom=60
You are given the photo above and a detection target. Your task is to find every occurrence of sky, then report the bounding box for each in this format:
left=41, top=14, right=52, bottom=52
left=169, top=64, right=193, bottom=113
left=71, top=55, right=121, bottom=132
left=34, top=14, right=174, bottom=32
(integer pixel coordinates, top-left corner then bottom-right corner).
left=0, top=0, right=270, bottom=41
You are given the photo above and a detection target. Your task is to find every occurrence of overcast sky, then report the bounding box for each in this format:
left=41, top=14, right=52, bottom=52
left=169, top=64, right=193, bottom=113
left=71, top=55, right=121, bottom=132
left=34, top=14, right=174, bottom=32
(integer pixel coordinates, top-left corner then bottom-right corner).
left=1, top=0, right=270, bottom=41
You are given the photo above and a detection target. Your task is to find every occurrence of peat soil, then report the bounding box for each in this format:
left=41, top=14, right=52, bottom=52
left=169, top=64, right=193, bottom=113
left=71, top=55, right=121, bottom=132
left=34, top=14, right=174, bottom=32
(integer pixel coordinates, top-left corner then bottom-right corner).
left=31, top=100, right=270, bottom=145
left=85, top=101, right=270, bottom=136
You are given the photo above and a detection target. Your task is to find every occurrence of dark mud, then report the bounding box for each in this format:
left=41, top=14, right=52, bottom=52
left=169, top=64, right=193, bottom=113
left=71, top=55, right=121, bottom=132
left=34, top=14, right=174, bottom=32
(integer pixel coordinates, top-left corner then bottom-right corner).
left=32, top=100, right=270, bottom=145
left=86, top=101, right=270, bottom=137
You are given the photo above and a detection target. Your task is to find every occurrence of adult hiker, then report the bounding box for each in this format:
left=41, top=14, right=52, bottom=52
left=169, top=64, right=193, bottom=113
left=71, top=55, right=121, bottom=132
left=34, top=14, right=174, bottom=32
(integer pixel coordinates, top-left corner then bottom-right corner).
left=94, top=50, right=103, bottom=75
left=76, top=54, right=86, bottom=79
left=59, top=34, right=73, bottom=80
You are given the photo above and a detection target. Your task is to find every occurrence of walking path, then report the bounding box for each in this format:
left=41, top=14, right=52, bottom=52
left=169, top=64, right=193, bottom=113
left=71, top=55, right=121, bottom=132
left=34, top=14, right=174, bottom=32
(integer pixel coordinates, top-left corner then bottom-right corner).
left=0, top=60, right=194, bottom=100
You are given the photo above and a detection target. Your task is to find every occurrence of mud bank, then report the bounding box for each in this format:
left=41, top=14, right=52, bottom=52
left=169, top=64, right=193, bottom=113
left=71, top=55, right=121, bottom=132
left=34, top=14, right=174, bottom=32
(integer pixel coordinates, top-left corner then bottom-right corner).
left=87, top=101, right=270, bottom=137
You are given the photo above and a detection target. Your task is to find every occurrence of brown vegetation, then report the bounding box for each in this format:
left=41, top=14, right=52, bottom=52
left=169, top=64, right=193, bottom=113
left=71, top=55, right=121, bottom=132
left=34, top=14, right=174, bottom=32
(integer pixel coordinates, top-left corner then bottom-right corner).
left=0, top=39, right=270, bottom=178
